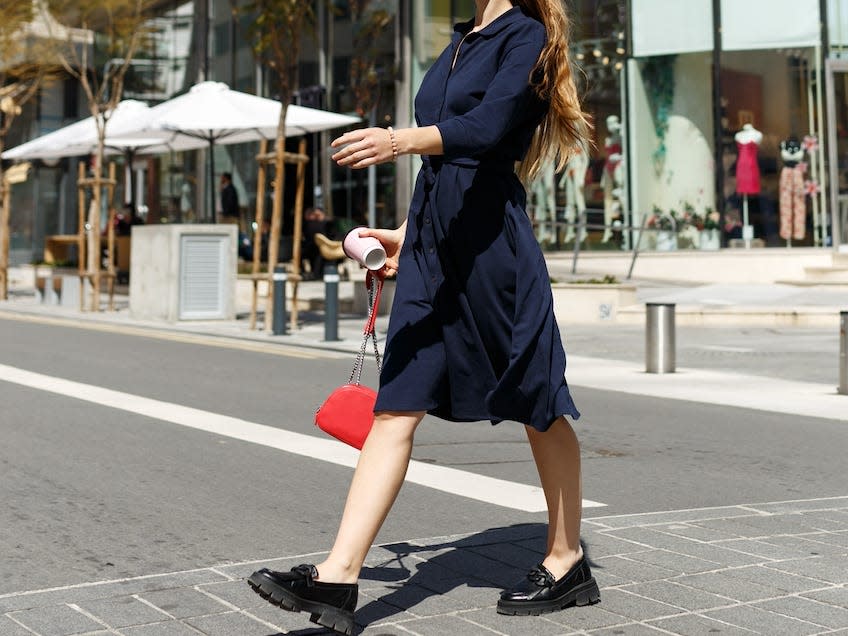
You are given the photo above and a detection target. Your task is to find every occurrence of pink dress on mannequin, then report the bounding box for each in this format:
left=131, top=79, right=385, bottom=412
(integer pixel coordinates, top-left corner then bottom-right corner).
left=736, top=142, right=761, bottom=194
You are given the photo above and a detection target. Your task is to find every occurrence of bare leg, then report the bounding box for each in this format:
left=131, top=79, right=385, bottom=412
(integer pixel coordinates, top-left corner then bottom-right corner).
left=315, top=410, right=425, bottom=583
left=525, top=416, right=583, bottom=579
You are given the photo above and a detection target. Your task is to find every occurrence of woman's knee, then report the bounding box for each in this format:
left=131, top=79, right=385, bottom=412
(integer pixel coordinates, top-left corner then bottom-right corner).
left=370, top=410, right=424, bottom=443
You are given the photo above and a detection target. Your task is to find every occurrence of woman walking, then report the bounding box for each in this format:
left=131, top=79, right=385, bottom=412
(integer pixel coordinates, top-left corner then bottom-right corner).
left=248, top=1, right=598, bottom=633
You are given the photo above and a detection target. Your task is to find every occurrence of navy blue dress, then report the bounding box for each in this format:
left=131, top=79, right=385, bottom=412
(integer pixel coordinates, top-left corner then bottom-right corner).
left=373, top=6, right=580, bottom=432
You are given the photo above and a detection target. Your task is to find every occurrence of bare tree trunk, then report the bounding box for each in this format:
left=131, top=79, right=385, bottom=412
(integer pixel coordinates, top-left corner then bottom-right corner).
left=264, top=104, right=288, bottom=331
left=0, top=167, right=9, bottom=301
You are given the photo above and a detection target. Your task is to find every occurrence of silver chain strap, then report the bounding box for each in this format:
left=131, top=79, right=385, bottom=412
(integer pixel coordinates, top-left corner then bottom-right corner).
left=348, top=279, right=382, bottom=385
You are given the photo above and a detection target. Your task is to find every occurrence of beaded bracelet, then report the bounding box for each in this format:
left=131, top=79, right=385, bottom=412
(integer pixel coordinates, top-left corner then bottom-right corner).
left=387, top=126, right=398, bottom=162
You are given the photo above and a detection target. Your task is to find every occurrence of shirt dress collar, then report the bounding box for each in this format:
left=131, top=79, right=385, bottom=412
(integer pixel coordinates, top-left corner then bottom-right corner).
left=453, top=5, right=525, bottom=39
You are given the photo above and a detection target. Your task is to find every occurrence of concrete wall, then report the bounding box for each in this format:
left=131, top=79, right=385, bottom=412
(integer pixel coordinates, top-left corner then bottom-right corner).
left=129, top=224, right=237, bottom=322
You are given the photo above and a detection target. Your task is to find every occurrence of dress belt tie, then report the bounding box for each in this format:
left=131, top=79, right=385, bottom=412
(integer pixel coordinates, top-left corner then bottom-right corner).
left=421, top=156, right=515, bottom=190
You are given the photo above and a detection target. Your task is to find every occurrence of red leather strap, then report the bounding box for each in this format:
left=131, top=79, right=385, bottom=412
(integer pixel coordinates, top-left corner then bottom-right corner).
left=364, top=272, right=383, bottom=335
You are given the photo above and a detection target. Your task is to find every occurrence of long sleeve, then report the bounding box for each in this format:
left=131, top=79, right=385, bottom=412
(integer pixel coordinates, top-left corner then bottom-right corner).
left=436, top=23, right=545, bottom=158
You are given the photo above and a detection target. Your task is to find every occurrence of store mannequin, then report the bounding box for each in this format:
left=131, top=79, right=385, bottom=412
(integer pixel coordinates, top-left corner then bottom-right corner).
left=559, top=145, right=588, bottom=243
left=601, top=115, right=623, bottom=243
left=531, top=160, right=557, bottom=243
left=779, top=137, right=806, bottom=245
left=734, top=123, right=762, bottom=246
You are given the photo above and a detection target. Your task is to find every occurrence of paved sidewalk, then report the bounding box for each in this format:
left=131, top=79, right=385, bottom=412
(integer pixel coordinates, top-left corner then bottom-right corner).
left=2, top=497, right=846, bottom=635
left=3, top=280, right=846, bottom=634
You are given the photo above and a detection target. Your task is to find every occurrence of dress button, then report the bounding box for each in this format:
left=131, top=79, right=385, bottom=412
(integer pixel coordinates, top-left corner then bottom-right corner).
left=424, top=217, right=431, bottom=225
left=428, top=247, right=435, bottom=254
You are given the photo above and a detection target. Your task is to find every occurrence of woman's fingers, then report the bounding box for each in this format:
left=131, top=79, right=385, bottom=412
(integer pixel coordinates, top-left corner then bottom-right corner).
left=331, top=128, right=389, bottom=168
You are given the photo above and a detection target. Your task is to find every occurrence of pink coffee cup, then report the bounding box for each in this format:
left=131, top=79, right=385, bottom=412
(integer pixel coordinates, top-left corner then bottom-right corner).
left=343, top=227, right=387, bottom=271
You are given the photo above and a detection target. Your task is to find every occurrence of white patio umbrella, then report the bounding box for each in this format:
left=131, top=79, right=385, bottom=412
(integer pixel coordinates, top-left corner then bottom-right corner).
left=112, top=81, right=362, bottom=220
left=1, top=100, right=167, bottom=213
left=2, top=100, right=156, bottom=161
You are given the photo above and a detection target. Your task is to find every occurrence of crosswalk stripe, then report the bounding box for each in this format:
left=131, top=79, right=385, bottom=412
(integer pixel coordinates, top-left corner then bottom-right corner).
left=0, top=362, right=606, bottom=512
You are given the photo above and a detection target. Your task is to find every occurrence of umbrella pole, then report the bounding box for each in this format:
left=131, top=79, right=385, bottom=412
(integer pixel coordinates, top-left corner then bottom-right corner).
left=208, top=136, right=216, bottom=223
left=126, top=148, right=137, bottom=215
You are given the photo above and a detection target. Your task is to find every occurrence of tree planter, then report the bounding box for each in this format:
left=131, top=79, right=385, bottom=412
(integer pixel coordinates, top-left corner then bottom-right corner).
left=699, top=228, right=721, bottom=250
left=550, top=282, right=638, bottom=324
left=655, top=231, right=678, bottom=251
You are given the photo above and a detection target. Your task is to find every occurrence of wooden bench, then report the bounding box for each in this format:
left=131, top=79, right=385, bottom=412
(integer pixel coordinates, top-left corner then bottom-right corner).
left=44, top=235, right=81, bottom=265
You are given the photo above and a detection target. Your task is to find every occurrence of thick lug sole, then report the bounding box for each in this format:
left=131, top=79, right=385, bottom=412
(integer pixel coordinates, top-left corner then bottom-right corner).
left=247, top=572, right=355, bottom=635
left=496, top=577, right=601, bottom=616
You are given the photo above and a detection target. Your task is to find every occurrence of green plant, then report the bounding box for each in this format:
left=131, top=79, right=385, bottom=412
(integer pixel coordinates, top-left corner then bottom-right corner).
left=647, top=206, right=680, bottom=232
left=641, top=55, right=676, bottom=176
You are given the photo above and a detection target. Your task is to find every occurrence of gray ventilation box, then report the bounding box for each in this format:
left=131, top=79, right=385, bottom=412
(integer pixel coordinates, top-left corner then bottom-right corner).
left=130, top=225, right=237, bottom=322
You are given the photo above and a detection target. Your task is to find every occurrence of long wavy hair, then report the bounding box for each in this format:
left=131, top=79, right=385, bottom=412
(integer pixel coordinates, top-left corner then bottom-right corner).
left=515, top=0, right=591, bottom=183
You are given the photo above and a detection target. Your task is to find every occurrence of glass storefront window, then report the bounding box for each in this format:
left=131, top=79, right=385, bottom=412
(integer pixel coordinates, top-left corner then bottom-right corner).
left=528, top=0, right=627, bottom=250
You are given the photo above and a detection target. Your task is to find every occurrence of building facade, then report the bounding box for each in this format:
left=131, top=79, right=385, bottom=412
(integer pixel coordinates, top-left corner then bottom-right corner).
left=6, top=0, right=848, bottom=267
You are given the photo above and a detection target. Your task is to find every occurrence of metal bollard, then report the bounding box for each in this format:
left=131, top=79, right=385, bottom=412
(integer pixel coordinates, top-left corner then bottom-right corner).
left=272, top=265, right=287, bottom=336
left=324, top=262, right=341, bottom=342
left=646, top=303, right=676, bottom=374
left=840, top=311, right=847, bottom=395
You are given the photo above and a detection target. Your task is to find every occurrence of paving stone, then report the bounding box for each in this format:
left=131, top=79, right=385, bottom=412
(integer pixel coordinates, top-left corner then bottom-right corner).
left=753, top=595, right=848, bottom=629
left=77, top=596, right=170, bottom=628
left=0, top=571, right=229, bottom=614
left=713, top=538, right=816, bottom=561
left=245, top=603, right=333, bottom=633
left=760, top=535, right=848, bottom=558
left=747, top=498, right=848, bottom=515
left=361, top=583, right=466, bottom=617
left=693, top=517, right=788, bottom=539
left=512, top=537, right=546, bottom=556
left=8, top=604, right=106, bottom=636
left=579, top=589, right=680, bottom=622
left=197, top=579, right=271, bottom=610
left=719, top=564, right=828, bottom=594
left=139, top=587, right=231, bottom=619
left=621, top=550, right=721, bottom=575
left=215, top=557, right=317, bottom=580
left=723, top=514, right=830, bottom=537
left=617, top=580, right=734, bottom=612
left=801, top=586, right=848, bottom=609
left=467, top=542, right=547, bottom=571
left=604, top=527, right=767, bottom=567
left=803, top=531, right=848, bottom=550
left=397, top=613, right=500, bottom=635
left=654, top=522, right=744, bottom=543
left=429, top=548, right=525, bottom=588
left=354, top=591, right=419, bottom=628
left=0, top=614, right=40, bottom=636
left=584, top=506, right=754, bottom=530
left=797, top=511, right=848, bottom=532
left=585, top=533, right=655, bottom=558
left=588, top=623, right=670, bottom=635
left=592, top=556, right=677, bottom=585
left=760, top=557, right=848, bottom=586
left=647, top=613, right=756, bottom=635
left=458, top=607, right=569, bottom=635
left=121, top=622, right=206, bottom=635
left=703, top=604, right=823, bottom=635
left=414, top=577, right=501, bottom=609
left=542, top=604, right=631, bottom=631
left=673, top=571, right=783, bottom=603
left=185, top=609, right=284, bottom=635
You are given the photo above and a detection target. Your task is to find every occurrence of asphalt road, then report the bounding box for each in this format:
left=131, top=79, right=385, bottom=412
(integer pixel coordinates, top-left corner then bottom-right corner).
left=2, top=316, right=846, bottom=600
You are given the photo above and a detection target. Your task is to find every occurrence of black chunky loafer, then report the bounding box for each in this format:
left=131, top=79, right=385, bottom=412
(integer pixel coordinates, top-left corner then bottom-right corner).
left=247, top=564, right=358, bottom=635
left=497, top=557, right=600, bottom=615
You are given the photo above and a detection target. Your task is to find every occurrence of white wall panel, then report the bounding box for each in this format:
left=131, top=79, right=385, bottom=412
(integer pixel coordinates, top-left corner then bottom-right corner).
left=632, top=0, right=714, bottom=57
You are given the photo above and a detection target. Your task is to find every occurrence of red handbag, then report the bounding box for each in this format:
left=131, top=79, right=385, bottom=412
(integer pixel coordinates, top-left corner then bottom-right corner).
left=315, top=274, right=383, bottom=450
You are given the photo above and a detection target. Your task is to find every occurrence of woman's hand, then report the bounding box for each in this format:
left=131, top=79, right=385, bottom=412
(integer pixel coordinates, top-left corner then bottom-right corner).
left=331, top=128, right=394, bottom=169
left=358, top=225, right=405, bottom=279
